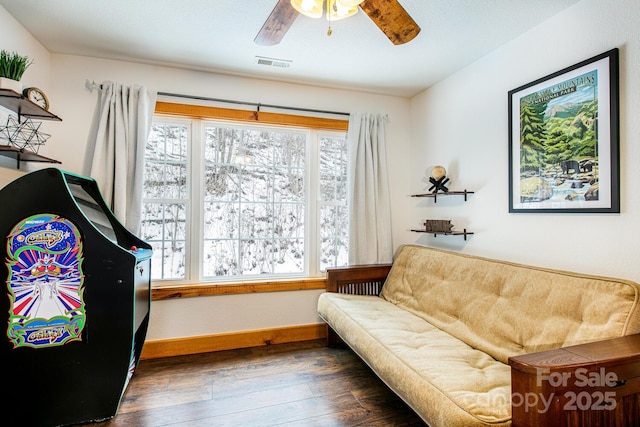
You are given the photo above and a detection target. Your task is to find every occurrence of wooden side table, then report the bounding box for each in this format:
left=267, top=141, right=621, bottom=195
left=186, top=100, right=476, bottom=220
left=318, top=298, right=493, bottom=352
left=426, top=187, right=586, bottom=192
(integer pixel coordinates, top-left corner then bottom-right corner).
left=509, top=334, right=640, bottom=426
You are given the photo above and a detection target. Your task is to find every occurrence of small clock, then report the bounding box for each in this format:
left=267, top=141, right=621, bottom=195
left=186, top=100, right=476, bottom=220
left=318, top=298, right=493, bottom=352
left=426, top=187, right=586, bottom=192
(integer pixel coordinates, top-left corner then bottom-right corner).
left=22, top=87, right=49, bottom=110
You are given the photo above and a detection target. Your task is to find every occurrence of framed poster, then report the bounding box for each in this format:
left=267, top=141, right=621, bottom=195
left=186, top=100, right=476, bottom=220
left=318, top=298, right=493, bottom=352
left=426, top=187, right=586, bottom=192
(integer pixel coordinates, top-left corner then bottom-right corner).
left=508, top=48, right=619, bottom=213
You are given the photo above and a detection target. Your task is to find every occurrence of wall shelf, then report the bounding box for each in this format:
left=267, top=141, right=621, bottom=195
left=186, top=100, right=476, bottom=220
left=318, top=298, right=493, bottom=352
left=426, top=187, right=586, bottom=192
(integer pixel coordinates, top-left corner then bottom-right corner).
left=0, top=88, right=62, bottom=168
left=410, top=189, right=474, bottom=203
left=0, top=145, right=61, bottom=168
left=0, top=88, right=62, bottom=121
left=411, top=189, right=475, bottom=239
left=410, top=228, right=474, bottom=240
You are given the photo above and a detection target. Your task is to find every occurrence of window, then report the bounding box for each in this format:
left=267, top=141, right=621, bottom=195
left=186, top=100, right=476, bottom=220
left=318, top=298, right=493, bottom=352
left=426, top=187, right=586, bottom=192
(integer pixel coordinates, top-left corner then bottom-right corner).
left=141, top=104, right=349, bottom=283
left=142, top=120, right=188, bottom=280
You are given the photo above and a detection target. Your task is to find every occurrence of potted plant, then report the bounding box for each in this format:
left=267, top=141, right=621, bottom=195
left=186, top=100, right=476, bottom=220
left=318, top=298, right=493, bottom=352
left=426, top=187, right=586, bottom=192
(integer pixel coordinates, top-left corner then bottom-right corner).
left=0, top=49, right=33, bottom=93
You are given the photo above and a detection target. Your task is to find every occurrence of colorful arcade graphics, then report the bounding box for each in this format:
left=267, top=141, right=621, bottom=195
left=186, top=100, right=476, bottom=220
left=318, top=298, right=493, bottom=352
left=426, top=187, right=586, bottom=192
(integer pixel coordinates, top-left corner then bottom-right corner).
left=6, top=213, right=85, bottom=348
left=0, top=168, right=152, bottom=426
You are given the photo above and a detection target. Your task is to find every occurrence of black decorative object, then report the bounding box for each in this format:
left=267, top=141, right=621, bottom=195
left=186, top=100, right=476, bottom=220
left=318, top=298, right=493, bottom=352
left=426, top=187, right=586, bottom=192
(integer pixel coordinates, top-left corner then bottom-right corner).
left=0, top=115, right=50, bottom=153
left=428, top=165, right=449, bottom=193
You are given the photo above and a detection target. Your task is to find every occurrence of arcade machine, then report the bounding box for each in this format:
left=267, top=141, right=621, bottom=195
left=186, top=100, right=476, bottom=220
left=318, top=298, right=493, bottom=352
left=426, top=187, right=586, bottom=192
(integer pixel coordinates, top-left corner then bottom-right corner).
left=0, top=168, right=152, bottom=426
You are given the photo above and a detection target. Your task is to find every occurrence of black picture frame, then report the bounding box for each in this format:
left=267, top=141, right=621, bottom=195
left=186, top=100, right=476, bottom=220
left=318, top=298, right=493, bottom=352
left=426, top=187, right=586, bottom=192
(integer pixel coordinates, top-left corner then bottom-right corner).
left=508, top=48, right=619, bottom=213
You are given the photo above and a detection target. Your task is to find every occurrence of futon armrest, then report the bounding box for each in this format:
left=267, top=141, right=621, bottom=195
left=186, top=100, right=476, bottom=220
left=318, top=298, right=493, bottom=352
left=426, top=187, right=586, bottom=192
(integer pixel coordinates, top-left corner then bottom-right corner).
left=323, top=264, right=392, bottom=347
left=325, top=264, right=392, bottom=295
left=508, top=334, right=640, bottom=426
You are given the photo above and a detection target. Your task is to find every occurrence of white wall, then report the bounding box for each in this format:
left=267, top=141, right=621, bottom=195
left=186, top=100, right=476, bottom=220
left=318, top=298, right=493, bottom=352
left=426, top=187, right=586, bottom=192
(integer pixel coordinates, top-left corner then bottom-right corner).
left=0, top=3, right=413, bottom=341
left=0, top=6, right=52, bottom=176
left=409, top=0, right=640, bottom=282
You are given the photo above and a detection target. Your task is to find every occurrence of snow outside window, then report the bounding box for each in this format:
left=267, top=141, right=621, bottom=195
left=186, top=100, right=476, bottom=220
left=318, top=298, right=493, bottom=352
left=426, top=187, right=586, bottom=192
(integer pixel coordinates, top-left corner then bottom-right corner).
left=142, top=116, right=348, bottom=283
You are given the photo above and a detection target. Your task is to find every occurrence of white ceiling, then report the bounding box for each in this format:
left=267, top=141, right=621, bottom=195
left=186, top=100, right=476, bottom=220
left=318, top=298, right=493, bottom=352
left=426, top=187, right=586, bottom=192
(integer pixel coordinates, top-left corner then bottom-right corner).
left=1, top=0, right=580, bottom=97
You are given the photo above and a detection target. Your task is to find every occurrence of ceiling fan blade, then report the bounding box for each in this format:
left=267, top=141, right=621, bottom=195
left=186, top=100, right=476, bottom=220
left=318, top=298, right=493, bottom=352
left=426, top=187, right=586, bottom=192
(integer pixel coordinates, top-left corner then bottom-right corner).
left=254, top=0, right=300, bottom=46
left=360, top=0, right=421, bottom=45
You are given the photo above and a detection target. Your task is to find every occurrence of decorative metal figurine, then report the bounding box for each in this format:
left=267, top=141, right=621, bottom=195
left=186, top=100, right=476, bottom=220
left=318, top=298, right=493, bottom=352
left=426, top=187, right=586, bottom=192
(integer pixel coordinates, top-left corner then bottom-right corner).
left=428, top=165, right=449, bottom=193
left=0, top=115, right=50, bottom=153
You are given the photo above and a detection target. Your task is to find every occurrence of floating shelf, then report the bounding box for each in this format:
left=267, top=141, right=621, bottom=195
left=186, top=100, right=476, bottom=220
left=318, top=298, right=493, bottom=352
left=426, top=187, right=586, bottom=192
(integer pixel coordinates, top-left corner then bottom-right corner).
left=0, top=88, right=62, bottom=121
left=411, top=189, right=475, bottom=239
left=0, top=88, right=62, bottom=168
left=410, top=189, right=474, bottom=203
left=0, top=145, right=61, bottom=168
left=410, top=228, right=474, bottom=240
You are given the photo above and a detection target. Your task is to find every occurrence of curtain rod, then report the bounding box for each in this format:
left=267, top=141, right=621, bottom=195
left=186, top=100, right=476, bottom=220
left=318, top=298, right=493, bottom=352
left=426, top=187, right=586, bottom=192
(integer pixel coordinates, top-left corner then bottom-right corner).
left=157, top=91, right=350, bottom=117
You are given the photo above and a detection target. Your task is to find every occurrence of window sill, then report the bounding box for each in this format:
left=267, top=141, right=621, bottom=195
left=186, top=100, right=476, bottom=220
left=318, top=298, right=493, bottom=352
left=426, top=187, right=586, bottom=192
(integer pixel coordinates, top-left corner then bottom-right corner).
left=151, top=277, right=327, bottom=301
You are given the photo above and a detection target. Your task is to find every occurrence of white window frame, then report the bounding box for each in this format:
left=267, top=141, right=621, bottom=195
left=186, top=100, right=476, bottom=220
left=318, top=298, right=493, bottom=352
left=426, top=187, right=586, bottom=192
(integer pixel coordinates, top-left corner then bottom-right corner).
left=145, top=114, right=347, bottom=285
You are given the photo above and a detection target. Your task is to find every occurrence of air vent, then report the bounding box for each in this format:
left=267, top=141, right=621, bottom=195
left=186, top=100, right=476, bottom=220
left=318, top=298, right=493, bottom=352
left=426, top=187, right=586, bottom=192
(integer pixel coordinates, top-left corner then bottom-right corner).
left=255, top=56, right=292, bottom=68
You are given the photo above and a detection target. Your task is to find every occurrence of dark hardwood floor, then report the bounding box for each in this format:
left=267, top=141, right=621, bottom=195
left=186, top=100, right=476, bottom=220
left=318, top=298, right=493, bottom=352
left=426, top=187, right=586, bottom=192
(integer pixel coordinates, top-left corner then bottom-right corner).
left=82, top=339, right=426, bottom=427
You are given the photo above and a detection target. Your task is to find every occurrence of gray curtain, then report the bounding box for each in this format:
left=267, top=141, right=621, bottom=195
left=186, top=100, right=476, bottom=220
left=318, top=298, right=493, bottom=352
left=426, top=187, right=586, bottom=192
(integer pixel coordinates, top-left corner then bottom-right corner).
left=84, top=81, right=157, bottom=235
left=347, top=112, right=393, bottom=264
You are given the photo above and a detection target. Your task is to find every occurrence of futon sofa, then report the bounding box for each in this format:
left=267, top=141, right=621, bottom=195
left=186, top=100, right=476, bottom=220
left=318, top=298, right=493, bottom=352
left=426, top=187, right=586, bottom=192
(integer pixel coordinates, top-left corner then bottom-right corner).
left=317, top=244, right=640, bottom=426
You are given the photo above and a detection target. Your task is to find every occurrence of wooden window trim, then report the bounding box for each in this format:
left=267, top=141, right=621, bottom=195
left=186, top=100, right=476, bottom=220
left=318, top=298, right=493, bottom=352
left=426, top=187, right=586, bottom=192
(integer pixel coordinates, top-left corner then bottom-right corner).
left=152, top=278, right=326, bottom=300
left=155, top=101, right=348, bottom=131
left=149, top=101, right=346, bottom=299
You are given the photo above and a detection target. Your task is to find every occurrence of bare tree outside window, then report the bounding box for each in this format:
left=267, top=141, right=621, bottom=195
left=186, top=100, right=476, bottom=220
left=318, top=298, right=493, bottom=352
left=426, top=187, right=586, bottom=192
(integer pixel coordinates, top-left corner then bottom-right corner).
left=141, top=122, right=188, bottom=280
left=142, top=116, right=348, bottom=282
left=202, top=125, right=305, bottom=277
left=319, top=135, right=349, bottom=270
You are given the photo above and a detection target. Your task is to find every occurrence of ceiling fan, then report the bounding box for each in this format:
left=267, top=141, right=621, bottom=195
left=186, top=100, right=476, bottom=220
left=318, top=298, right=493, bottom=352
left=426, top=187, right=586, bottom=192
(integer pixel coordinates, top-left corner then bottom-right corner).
left=254, top=0, right=421, bottom=46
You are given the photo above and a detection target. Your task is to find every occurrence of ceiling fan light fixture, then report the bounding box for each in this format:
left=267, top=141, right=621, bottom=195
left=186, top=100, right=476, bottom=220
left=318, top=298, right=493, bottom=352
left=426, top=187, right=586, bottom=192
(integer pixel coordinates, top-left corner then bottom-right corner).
left=334, top=0, right=365, bottom=8
left=257, top=0, right=420, bottom=46
left=290, top=0, right=323, bottom=18
left=327, top=0, right=359, bottom=21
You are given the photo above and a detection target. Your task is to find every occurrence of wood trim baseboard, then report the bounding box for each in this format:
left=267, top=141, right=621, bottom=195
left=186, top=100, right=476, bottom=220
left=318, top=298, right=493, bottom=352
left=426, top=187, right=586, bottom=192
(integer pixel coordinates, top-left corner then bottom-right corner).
left=140, top=323, right=328, bottom=360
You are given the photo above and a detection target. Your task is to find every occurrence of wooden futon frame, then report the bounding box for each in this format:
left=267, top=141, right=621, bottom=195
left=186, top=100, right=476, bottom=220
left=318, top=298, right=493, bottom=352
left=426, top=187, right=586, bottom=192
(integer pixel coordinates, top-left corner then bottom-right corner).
left=325, top=264, right=640, bottom=427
